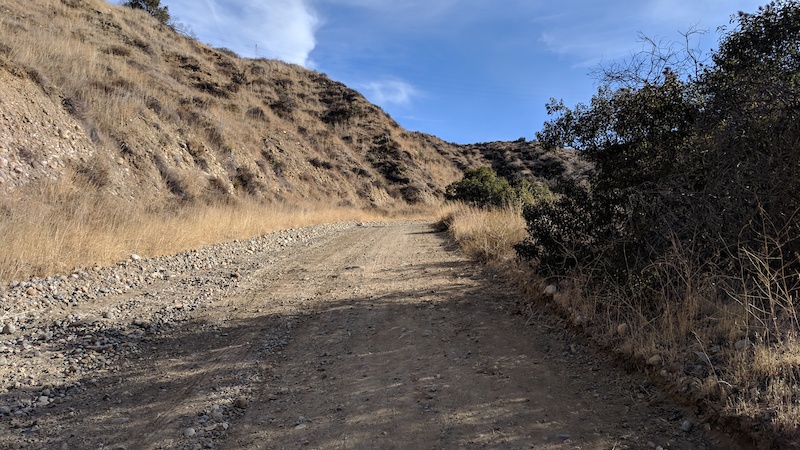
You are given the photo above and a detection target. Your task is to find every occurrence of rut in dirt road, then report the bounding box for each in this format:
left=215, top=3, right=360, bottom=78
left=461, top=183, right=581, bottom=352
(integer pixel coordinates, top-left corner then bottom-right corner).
left=0, top=223, right=740, bottom=449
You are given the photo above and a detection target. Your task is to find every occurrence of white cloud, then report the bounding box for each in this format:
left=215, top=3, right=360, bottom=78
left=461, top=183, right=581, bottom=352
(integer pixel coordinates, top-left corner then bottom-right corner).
left=168, top=0, right=319, bottom=66
left=359, top=79, right=419, bottom=106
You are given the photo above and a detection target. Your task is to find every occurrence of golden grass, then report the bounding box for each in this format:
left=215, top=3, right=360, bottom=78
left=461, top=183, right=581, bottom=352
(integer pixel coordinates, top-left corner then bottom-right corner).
left=437, top=203, right=526, bottom=263
left=0, top=179, right=419, bottom=283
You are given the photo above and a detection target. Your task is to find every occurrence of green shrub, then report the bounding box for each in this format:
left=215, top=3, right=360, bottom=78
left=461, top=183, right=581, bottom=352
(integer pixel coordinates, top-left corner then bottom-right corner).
left=446, top=167, right=551, bottom=209
left=445, top=167, right=516, bottom=208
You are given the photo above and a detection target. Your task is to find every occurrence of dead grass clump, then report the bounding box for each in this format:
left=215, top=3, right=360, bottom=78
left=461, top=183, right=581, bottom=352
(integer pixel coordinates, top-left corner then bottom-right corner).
left=438, top=203, right=526, bottom=263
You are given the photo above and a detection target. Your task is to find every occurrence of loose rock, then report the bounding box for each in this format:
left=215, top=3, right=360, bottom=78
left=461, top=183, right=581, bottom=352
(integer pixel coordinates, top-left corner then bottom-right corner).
left=647, top=354, right=663, bottom=366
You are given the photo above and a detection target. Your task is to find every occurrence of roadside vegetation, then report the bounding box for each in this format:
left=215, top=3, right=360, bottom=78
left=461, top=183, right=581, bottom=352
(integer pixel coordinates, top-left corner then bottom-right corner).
left=0, top=178, right=407, bottom=283
left=444, top=1, right=800, bottom=445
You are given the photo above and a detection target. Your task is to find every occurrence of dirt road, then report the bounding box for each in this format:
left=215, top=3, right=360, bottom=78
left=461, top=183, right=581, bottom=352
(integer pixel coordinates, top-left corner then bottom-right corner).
left=0, top=222, right=741, bottom=449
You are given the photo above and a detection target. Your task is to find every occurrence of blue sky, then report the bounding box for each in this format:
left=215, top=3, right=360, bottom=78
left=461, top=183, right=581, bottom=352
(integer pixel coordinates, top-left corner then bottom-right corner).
left=162, top=0, right=764, bottom=144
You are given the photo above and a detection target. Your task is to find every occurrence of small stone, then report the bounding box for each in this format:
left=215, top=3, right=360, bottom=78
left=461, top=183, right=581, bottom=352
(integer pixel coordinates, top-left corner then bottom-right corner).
left=233, top=396, right=247, bottom=409
left=230, top=273, right=241, bottom=279
left=130, top=254, right=141, bottom=261
left=543, top=284, right=557, bottom=296
left=26, top=288, right=37, bottom=296
left=681, top=420, right=693, bottom=432
left=647, top=354, right=663, bottom=366
left=616, top=323, right=629, bottom=336
left=211, top=410, right=224, bottom=421
left=2, top=324, right=16, bottom=335
left=184, top=427, right=196, bottom=437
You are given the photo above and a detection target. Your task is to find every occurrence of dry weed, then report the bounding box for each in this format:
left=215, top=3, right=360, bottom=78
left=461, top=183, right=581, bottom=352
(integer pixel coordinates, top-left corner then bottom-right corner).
left=438, top=203, right=526, bottom=263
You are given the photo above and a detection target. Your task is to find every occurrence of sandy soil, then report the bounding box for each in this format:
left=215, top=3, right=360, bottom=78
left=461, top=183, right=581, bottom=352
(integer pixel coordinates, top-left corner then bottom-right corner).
left=0, top=222, right=749, bottom=449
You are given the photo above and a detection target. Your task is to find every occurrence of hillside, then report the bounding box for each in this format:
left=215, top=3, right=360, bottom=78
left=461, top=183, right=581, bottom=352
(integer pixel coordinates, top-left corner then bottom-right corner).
left=0, top=0, right=592, bottom=282
left=0, top=0, right=480, bottom=207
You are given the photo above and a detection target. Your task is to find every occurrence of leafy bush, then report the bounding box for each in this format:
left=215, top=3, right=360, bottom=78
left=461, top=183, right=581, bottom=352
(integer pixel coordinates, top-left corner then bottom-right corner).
left=446, top=167, right=551, bottom=209
left=445, top=167, right=516, bottom=208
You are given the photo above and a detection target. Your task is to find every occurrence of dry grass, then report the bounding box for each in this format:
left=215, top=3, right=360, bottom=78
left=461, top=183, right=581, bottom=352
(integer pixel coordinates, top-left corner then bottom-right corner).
left=440, top=204, right=800, bottom=442
left=437, top=203, right=526, bottom=263
left=0, top=178, right=414, bottom=283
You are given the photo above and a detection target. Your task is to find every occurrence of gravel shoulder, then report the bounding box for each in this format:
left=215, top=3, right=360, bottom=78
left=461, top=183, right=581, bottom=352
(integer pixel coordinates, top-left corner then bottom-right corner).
left=0, top=222, right=747, bottom=449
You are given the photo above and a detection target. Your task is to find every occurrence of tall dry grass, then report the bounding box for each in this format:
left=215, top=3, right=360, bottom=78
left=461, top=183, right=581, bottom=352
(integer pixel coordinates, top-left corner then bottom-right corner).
left=437, top=203, right=526, bottom=263
left=0, top=179, right=410, bottom=283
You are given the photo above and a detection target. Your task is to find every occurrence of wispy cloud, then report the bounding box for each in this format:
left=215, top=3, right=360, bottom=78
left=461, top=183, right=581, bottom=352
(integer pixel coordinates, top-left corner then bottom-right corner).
left=359, top=79, right=419, bottom=106
left=168, top=0, right=319, bottom=66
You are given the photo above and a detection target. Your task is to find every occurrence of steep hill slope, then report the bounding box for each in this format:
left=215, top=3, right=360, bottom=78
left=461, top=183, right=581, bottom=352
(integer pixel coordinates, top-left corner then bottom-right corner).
left=0, top=0, right=588, bottom=211
left=0, top=0, right=476, bottom=207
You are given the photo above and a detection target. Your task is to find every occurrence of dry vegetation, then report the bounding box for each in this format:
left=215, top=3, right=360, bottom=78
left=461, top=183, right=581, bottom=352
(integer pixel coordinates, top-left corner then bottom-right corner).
left=0, top=0, right=579, bottom=283
left=442, top=205, right=800, bottom=447
left=0, top=177, right=418, bottom=283
left=437, top=203, right=526, bottom=263
left=0, top=0, right=465, bottom=206
left=0, top=0, right=484, bottom=281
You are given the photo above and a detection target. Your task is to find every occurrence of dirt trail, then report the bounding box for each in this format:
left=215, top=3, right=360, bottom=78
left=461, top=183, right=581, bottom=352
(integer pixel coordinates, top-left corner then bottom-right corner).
left=0, top=222, right=745, bottom=449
